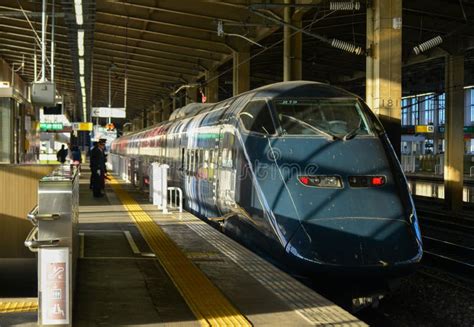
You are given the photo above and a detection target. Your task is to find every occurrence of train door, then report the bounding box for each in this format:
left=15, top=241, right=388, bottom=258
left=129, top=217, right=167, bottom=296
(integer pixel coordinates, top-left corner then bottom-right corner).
left=216, top=125, right=237, bottom=216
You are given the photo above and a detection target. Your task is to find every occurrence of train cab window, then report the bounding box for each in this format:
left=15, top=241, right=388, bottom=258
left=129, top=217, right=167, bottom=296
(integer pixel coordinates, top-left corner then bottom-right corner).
left=239, top=101, right=276, bottom=135
left=274, top=99, right=374, bottom=139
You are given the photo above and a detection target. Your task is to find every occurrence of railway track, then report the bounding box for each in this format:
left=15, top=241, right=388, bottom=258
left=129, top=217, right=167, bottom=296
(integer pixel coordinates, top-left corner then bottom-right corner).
left=421, top=235, right=474, bottom=282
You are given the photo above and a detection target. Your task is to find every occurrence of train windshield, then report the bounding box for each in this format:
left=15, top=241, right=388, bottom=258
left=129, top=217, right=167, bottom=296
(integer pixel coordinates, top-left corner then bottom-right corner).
left=273, top=98, right=374, bottom=139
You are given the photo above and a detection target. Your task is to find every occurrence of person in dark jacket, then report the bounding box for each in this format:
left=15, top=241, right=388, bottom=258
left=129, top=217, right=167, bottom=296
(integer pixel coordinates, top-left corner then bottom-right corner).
left=89, top=142, right=98, bottom=190
left=71, top=145, right=82, bottom=174
left=56, top=144, right=68, bottom=163
left=90, top=140, right=106, bottom=198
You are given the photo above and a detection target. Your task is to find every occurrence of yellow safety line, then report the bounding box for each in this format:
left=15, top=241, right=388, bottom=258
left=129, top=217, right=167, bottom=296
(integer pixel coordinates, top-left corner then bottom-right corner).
left=108, top=176, right=251, bottom=327
left=0, top=299, right=38, bottom=313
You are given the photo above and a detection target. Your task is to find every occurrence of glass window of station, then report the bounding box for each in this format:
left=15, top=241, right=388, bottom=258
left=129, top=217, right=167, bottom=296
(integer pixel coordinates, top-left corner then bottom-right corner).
left=401, top=87, right=474, bottom=156
left=400, top=86, right=474, bottom=204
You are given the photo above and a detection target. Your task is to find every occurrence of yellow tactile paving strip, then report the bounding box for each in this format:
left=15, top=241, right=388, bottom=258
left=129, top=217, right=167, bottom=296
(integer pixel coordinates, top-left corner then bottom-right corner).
left=108, top=176, right=251, bottom=327
left=0, top=299, right=38, bottom=313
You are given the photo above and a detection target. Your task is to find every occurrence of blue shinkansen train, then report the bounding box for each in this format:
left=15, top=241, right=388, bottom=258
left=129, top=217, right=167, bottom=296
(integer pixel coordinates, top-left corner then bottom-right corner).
left=111, top=81, right=423, bottom=278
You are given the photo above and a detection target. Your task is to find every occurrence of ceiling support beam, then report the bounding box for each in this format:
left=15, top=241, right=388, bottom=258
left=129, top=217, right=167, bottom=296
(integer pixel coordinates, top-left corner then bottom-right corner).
left=94, top=31, right=228, bottom=58
left=94, top=21, right=228, bottom=50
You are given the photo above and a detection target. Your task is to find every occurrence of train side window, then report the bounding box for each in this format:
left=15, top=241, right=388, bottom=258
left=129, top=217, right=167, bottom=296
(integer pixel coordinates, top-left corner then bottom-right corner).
left=239, top=101, right=276, bottom=135
left=186, top=150, right=190, bottom=174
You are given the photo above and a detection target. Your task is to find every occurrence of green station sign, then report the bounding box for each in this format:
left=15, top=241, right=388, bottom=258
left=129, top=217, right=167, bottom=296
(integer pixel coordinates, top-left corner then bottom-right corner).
left=403, top=125, right=474, bottom=135
left=40, top=123, right=64, bottom=131
left=437, top=126, right=474, bottom=133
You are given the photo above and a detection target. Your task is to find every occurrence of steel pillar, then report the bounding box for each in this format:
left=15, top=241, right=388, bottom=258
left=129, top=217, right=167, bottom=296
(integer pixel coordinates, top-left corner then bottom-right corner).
left=291, top=15, right=302, bottom=80
left=186, top=86, right=198, bottom=104
left=232, top=47, right=250, bottom=96
left=444, top=54, right=465, bottom=212
left=142, top=108, right=147, bottom=128
left=283, top=0, right=302, bottom=81
left=161, top=98, right=171, bottom=121
left=205, top=70, right=219, bottom=103
left=283, top=0, right=292, bottom=81
left=366, top=0, right=402, bottom=157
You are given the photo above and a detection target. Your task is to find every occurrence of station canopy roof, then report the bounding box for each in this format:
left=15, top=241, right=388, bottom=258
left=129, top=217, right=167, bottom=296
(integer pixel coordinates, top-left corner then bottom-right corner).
left=1, top=0, right=474, bottom=122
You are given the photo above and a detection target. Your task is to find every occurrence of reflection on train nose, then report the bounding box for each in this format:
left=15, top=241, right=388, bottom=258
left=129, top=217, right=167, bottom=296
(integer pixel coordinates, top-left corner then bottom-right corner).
left=407, top=179, right=474, bottom=203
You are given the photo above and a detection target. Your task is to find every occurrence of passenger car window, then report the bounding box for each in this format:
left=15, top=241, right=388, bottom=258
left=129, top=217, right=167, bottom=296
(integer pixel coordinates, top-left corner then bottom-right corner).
left=239, top=101, right=276, bottom=135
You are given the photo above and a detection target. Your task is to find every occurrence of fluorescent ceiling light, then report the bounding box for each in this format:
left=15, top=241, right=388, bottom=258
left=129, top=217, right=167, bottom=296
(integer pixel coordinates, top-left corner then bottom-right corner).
left=79, top=58, right=84, bottom=75
left=77, top=29, right=84, bottom=56
left=80, top=76, right=85, bottom=88
left=76, top=13, right=83, bottom=26
left=75, top=5, right=82, bottom=15
left=417, top=92, right=435, bottom=97
left=75, top=3, right=83, bottom=25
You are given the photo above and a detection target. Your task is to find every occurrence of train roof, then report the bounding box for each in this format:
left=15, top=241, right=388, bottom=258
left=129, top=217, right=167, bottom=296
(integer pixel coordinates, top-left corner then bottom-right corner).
left=113, top=81, right=359, bottom=143
left=251, top=81, right=356, bottom=99
left=169, top=102, right=214, bottom=121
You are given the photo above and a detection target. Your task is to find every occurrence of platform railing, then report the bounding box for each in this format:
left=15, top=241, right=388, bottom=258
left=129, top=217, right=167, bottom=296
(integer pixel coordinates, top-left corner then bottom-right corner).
left=24, top=165, right=79, bottom=327
left=401, top=155, right=416, bottom=173
left=168, top=187, right=183, bottom=213
left=110, top=156, right=184, bottom=213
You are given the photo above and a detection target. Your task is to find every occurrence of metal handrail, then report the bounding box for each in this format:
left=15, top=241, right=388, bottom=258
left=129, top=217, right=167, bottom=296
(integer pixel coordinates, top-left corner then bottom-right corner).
left=27, top=205, right=39, bottom=225
left=27, top=205, right=61, bottom=224
left=36, top=213, right=61, bottom=221
left=24, top=226, right=39, bottom=253
left=25, top=205, right=62, bottom=252
left=24, top=238, right=60, bottom=250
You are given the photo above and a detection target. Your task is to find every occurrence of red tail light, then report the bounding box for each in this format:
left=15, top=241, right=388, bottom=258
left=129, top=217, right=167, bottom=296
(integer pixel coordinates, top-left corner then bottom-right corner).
left=348, top=176, right=386, bottom=187
left=371, top=176, right=385, bottom=186
left=299, top=176, right=310, bottom=185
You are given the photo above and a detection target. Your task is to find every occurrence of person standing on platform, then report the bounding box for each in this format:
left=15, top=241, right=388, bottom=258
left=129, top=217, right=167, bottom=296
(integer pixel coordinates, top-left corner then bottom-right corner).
left=90, top=140, right=106, bottom=198
left=89, top=142, right=98, bottom=190
left=98, top=140, right=107, bottom=192
left=56, top=144, right=68, bottom=163
left=71, top=145, right=82, bottom=174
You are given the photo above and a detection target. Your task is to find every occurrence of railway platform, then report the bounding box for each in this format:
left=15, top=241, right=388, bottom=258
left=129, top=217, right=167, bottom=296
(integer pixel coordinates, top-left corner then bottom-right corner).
left=0, top=172, right=364, bottom=326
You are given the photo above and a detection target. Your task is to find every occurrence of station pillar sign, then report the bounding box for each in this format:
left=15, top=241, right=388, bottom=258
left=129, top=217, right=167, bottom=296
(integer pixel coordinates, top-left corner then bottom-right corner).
left=39, top=247, right=70, bottom=325
left=415, top=125, right=434, bottom=133
left=71, top=122, right=93, bottom=131
left=40, top=123, right=64, bottom=132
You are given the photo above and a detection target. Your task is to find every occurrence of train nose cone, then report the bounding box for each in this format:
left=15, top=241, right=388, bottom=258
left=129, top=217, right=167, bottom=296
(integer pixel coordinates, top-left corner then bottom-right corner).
left=286, top=217, right=422, bottom=267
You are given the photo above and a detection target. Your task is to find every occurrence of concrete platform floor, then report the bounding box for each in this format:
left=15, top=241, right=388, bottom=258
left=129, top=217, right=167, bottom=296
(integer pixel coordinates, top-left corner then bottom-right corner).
left=1, top=172, right=363, bottom=326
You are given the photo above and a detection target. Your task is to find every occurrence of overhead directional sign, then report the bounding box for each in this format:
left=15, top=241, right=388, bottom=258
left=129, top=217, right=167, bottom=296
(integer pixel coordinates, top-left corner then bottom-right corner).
left=91, top=107, right=126, bottom=118
left=72, top=122, right=93, bottom=131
